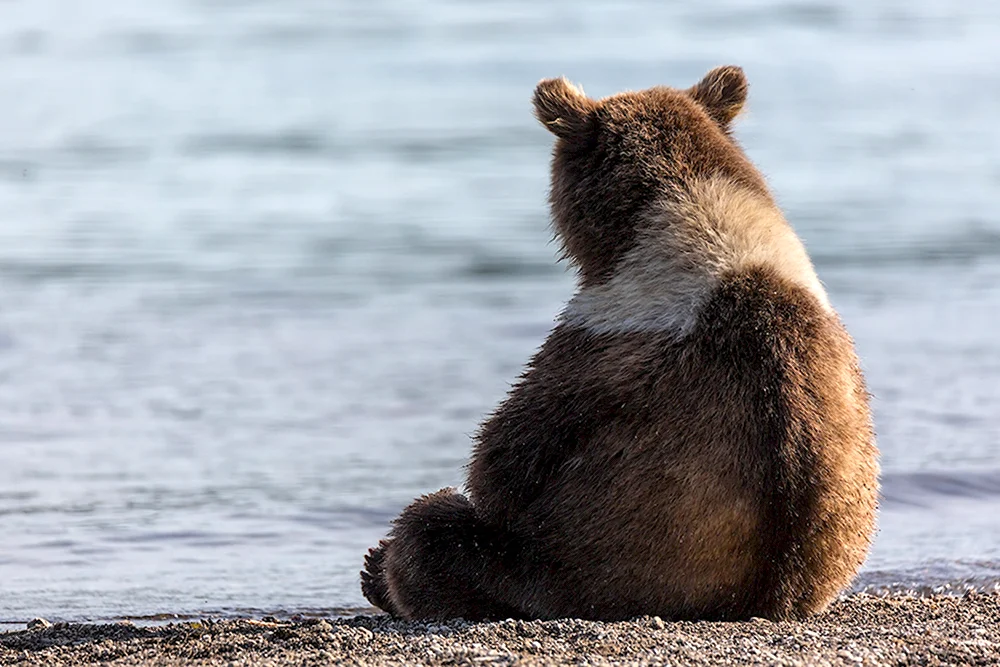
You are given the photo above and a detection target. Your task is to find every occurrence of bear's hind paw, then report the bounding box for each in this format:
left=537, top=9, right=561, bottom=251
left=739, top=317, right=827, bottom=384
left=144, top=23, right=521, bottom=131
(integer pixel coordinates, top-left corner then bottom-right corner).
left=360, top=539, right=399, bottom=616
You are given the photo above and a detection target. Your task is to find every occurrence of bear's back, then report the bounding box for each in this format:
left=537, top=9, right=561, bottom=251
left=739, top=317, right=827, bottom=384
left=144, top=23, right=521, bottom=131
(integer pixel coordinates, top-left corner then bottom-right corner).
left=476, top=267, right=877, bottom=621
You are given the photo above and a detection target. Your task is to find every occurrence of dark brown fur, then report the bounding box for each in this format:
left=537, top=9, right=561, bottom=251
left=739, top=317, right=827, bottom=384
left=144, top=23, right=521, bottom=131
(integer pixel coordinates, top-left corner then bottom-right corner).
left=361, top=66, right=879, bottom=622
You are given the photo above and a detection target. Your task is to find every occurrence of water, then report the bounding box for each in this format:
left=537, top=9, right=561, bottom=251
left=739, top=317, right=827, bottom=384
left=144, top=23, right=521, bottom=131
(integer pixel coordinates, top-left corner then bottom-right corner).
left=1, top=0, right=999, bottom=626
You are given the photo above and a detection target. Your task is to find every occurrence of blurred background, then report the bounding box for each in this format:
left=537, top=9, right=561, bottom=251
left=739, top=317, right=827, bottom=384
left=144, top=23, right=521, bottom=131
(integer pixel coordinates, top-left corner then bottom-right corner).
left=1, top=0, right=999, bottom=625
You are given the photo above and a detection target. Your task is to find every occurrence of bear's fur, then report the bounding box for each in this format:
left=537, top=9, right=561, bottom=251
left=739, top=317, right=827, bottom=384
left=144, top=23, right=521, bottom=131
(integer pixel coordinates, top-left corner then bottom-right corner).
left=360, top=65, right=879, bottom=622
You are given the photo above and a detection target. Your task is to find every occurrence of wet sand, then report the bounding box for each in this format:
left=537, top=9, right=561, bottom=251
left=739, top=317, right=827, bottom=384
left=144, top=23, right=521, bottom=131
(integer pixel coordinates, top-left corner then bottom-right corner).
left=2, top=592, right=997, bottom=666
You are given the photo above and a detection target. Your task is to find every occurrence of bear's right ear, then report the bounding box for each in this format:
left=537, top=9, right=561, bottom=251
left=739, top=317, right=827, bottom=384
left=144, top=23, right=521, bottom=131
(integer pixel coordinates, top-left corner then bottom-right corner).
left=533, top=78, right=596, bottom=140
left=688, top=65, right=748, bottom=128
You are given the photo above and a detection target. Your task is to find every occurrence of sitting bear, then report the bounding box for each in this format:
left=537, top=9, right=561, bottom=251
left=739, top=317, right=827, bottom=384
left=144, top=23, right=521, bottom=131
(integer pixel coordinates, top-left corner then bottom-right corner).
left=361, top=66, right=879, bottom=622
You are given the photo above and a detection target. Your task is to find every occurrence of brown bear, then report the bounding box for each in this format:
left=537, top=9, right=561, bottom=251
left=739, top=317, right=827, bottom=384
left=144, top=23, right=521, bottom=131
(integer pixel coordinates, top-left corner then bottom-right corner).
left=360, top=65, right=879, bottom=622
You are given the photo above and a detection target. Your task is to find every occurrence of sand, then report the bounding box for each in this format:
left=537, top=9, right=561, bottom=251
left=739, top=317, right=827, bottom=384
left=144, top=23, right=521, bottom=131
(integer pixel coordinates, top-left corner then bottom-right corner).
left=2, top=592, right=998, bottom=666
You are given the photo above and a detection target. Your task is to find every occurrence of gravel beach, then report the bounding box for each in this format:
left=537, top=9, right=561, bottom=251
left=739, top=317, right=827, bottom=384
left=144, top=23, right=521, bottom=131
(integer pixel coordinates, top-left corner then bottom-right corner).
left=2, top=592, right=998, bottom=666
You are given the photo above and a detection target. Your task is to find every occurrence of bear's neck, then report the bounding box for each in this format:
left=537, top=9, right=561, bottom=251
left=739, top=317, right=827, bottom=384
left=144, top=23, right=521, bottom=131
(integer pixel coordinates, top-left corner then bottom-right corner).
left=560, top=177, right=830, bottom=338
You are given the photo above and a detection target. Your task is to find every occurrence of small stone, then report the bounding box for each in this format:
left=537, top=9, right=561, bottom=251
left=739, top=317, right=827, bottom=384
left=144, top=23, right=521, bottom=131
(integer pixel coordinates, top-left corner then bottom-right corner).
left=27, top=618, right=51, bottom=630
left=650, top=616, right=665, bottom=630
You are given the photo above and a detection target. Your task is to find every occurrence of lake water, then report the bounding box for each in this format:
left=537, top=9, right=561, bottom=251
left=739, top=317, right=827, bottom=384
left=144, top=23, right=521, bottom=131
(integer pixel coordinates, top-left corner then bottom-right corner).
left=1, top=0, right=999, bottom=626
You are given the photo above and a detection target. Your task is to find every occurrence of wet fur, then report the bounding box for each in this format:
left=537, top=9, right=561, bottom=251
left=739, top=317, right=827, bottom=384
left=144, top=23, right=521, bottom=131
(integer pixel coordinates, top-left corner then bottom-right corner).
left=361, top=66, right=879, bottom=621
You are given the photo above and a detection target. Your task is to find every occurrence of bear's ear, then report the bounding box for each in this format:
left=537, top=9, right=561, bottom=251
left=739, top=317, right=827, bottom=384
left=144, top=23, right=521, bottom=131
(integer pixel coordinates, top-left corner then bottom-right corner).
left=688, top=65, right=748, bottom=128
left=533, top=77, right=596, bottom=140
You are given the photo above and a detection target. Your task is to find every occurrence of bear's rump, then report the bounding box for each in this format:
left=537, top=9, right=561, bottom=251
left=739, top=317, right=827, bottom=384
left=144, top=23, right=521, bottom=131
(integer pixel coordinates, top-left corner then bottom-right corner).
left=526, top=441, right=765, bottom=618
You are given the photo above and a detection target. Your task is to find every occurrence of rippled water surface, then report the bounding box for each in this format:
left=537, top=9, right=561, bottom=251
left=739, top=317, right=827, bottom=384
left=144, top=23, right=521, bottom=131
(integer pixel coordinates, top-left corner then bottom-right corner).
left=2, top=0, right=1000, bottom=625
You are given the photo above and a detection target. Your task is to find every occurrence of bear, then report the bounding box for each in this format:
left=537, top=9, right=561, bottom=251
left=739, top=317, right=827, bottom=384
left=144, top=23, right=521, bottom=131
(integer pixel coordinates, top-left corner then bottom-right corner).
left=360, top=65, right=879, bottom=622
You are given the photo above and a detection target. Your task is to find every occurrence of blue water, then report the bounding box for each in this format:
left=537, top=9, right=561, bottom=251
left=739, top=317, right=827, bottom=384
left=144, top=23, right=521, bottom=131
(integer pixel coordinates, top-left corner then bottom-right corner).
left=1, top=0, right=1000, bottom=626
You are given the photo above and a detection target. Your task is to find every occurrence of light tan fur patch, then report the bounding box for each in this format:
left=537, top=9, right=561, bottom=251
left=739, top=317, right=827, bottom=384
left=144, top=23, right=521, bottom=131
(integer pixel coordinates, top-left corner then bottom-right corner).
left=562, top=177, right=830, bottom=337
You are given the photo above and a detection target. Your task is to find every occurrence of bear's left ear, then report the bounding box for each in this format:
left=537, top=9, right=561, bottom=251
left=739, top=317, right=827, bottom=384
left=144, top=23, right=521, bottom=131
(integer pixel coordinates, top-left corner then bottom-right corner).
left=688, top=65, right=748, bottom=128
left=533, top=77, right=597, bottom=141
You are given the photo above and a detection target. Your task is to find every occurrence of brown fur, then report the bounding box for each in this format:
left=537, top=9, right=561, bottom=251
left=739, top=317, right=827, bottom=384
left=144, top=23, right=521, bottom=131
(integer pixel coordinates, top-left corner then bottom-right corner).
left=361, top=66, right=879, bottom=622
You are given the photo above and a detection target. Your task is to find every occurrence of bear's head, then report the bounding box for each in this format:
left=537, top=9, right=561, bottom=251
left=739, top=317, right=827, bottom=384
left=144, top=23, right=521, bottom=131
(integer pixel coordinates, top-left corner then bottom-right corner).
left=533, top=66, right=771, bottom=287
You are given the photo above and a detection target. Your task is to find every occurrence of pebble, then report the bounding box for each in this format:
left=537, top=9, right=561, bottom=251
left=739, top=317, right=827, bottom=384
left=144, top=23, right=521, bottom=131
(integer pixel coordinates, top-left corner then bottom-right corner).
left=26, top=619, right=51, bottom=630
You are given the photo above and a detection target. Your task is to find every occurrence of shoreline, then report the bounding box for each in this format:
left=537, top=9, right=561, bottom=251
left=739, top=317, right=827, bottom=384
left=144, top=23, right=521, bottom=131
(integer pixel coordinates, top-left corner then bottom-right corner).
left=2, top=592, right=998, bottom=666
